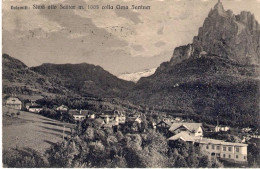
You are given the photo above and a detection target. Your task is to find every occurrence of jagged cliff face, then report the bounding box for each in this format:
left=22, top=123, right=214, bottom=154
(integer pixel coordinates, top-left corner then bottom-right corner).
left=167, top=1, right=260, bottom=70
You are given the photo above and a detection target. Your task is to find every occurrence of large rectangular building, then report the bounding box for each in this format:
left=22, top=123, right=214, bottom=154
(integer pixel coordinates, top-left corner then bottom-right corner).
left=168, top=132, right=247, bottom=164
left=199, top=138, right=247, bottom=164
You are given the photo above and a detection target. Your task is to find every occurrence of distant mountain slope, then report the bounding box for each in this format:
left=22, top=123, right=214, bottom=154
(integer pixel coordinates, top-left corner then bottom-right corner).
left=31, top=63, right=134, bottom=97
left=130, top=56, right=260, bottom=127
left=3, top=54, right=134, bottom=99
left=118, top=68, right=156, bottom=82
left=129, top=1, right=260, bottom=127
left=2, top=54, right=72, bottom=97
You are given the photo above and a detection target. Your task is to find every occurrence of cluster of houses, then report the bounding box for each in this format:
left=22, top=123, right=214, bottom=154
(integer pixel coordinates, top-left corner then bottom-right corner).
left=4, top=96, right=141, bottom=128
left=4, top=96, right=253, bottom=165
left=155, top=119, right=248, bottom=165
left=54, top=104, right=143, bottom=130
left=67, top=108, right=142, bottom=129
left=66, top=108, right=126, bottom=125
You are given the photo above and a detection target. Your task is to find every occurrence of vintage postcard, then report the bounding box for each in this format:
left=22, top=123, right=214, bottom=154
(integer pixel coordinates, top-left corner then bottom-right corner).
left=2, top=0, right=260, bottom=168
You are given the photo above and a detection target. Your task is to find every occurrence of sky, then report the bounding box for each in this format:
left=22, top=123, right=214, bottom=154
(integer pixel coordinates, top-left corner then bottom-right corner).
left=2, top=0, right=260, bottom=75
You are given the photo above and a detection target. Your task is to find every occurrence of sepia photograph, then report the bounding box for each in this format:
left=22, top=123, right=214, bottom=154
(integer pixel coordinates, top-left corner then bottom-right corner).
left=2, top=0, right=260, bottom=168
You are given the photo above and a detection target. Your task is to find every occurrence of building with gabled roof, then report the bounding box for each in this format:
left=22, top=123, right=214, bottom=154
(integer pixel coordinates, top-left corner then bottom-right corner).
left=5, top=97, right=22, bottom=110
left=68, top=109, right=86, bottom=121
left=169, top=123, right=203, bottom=137
left=155, top=119, right=174, bottom=136
left=156, top=120, right=173, bottom=128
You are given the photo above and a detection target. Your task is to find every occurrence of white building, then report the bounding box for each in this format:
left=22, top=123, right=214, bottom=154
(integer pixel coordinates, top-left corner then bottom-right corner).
left=28, top=106, right=43, bottom=113
left=56, top=105, right=68, bottom=112
left=168, top=132, right=248, bottom=164
left=69, top=109, right=88, bottom=121
left=72, top=114, right=86, bottom=121
left=6, top=97, right=22, bottom=110
left=215, top=125, right=230, bottom=132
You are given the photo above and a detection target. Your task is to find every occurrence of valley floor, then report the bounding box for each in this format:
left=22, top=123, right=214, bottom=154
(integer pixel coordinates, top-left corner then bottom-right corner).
left=2, top=107, right=75, bottom=153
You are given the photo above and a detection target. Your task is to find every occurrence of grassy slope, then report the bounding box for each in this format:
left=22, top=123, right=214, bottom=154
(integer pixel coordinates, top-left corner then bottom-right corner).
left=2, top=106, right=75, bottom=153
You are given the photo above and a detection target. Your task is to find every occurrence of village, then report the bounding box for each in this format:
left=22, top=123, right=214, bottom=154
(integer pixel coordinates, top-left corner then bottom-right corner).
left=4, top=96, right=260, bottom=167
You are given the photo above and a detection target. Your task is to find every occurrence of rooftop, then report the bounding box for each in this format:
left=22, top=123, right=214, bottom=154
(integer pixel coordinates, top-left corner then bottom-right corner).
left=168, top=132, right=198, bottom=142
left=156, top=120, right=173, bottom=127
left=80, top=110, right=89, bottom=115
left=198, top=138, right=247, bottom=147
left=169, top=123, right=202, bottom=133
left=6, top=97, right=22, bottom=105
left=68, top=109, right=80, bottom=116
left=168, top=132, right=248, bottom=147
left=126, top=116, right=141, bottom=122
left=57, top=105, right=68, bottom=109
left=26, top=103, right=39, bottom=107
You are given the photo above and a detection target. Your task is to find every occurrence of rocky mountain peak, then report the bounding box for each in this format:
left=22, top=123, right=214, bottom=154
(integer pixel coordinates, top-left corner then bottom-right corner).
left=168, top=0, right=260, bottom=67
left=213, top=0, right=225, bottom=14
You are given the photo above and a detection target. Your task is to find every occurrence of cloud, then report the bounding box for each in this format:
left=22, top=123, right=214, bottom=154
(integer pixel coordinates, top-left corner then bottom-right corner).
left=157, top=26, right=164, bottom=35
left=3, top=7, right=63, bottom=34
left=132, top=44, right=145, bottom=51
left=115, top=9, right=142, bottom=24
left=154, top=41, right=166, bottom=47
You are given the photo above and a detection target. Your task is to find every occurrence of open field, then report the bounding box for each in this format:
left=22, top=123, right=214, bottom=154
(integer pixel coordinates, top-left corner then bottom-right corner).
left=2, top=106, right=75, bottom=153
left=3, top=115, right=29, bottom=127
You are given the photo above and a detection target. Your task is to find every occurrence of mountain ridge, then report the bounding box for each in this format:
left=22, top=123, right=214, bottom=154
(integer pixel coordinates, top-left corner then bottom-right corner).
left=31, top=62, right=134, bottom=97
left=2, top=54, right=134, bottom=98
left=2, top=54, right=72, bottom=97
